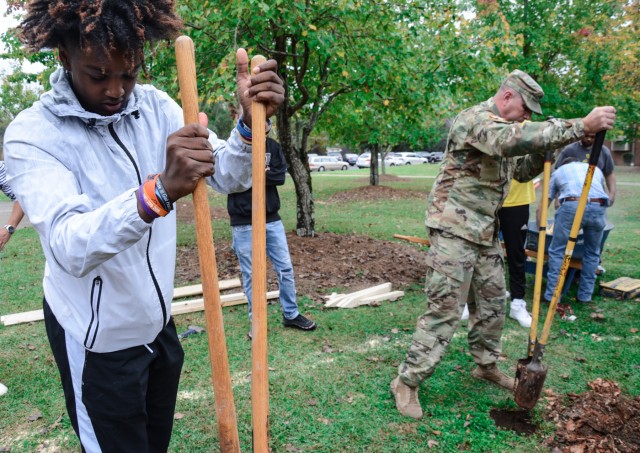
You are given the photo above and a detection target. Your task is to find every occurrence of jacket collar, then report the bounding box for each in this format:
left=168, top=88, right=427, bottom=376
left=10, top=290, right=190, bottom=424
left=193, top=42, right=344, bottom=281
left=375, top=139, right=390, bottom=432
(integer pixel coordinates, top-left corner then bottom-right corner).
left=41, top=68, right=144, bottom=126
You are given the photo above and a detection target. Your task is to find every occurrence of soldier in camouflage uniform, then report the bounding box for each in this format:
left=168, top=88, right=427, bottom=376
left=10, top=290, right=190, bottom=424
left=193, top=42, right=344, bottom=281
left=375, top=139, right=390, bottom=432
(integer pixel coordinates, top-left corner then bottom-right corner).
left=390, top=70, right=616, bottom=419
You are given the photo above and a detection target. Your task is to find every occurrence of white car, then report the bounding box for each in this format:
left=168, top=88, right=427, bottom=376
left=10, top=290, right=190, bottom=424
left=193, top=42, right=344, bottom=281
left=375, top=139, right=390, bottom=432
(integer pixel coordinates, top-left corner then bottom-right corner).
left=393, top=152, right=428, bottom=165
left=308, top=156, right=349, bottom=172
left=384, top=153, right=404, bottom=166
left=356, top=153, right=383, bottom=168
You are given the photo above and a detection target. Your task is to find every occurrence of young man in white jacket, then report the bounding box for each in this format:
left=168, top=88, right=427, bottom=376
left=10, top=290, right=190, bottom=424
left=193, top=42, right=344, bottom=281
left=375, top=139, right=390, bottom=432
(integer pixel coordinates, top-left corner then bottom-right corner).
left=4, top=1, right=284, bottom=451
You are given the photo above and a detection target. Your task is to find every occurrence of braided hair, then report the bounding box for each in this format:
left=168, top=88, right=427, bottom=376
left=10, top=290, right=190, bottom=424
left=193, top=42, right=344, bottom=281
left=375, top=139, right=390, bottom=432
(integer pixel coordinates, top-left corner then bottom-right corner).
left=19, top=0, right=183, bottom=65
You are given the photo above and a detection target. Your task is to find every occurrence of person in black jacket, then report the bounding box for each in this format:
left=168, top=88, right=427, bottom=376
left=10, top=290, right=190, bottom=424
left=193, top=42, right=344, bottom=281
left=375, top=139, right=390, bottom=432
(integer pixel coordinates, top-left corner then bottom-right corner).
left=228, top=137, right=316, bottom=338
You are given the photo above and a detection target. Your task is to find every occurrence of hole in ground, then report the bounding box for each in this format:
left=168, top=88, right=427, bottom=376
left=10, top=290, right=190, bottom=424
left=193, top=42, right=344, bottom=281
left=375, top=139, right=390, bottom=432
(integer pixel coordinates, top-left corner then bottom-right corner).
left=490, top=409, right=537, bottom=435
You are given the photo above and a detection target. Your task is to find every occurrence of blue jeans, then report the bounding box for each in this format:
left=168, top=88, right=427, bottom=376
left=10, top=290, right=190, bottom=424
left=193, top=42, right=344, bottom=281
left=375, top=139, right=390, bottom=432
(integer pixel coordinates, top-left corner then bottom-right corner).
left=544, top=201, right=607, bottom=302
left=231, top=220, right=299, bottom=320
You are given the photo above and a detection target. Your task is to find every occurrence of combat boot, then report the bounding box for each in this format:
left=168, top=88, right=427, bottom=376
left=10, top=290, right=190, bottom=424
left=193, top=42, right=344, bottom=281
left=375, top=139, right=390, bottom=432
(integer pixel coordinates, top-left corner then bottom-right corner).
left=472, top=364, right=514, bottom=391
left=390, top=377, right=423, bottom=420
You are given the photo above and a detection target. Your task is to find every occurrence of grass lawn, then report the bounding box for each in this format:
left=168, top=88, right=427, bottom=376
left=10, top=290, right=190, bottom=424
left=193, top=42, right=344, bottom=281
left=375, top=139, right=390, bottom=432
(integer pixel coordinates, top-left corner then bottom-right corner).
left=0, top=164, right=639, bottom=452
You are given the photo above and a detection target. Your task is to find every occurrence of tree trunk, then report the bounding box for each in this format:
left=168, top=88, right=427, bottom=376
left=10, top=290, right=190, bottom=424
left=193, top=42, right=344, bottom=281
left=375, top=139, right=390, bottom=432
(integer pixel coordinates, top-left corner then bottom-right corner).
left=276, top=103, right=315, bottom=237
left=273, top=36, right=316, bottom=237
left=369, top=144, right=380, bottom=186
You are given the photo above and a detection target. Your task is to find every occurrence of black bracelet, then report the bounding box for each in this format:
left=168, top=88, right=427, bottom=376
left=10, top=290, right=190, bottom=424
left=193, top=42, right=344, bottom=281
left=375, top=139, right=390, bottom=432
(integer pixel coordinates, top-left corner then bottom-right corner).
left=154, top=175, right=174, bottom=212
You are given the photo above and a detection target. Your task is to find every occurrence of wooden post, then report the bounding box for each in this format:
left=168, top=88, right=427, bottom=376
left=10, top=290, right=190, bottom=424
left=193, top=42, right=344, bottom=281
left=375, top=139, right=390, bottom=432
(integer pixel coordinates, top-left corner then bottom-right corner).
left=174, top=35, right=240, bottom=453
left=250, top=54, right=270, bottom=453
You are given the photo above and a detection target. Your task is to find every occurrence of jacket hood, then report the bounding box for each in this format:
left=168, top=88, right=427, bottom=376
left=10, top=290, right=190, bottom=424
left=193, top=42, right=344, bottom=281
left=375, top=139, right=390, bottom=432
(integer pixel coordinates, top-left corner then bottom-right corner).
left=41, top=68, right=145, bottom=126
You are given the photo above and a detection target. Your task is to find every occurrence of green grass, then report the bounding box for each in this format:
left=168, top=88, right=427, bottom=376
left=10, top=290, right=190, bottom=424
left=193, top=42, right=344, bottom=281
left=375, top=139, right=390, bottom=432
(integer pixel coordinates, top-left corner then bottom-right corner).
left=1, top=165, right=639, bottom=452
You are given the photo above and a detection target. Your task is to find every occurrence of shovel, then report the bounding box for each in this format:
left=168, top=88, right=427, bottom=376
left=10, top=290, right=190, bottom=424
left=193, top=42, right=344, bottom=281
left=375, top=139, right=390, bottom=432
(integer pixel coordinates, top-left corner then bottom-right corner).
left=514, top=131, right=606, bottom=410
left=513, top=150, right=552, bottom=406
left=175, top=36, right=240, bottom=452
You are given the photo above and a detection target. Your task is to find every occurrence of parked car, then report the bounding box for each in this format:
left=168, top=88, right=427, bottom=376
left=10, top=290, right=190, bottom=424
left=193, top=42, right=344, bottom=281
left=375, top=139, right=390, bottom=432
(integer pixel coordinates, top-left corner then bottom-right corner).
left=384, top=153, right=404, bottom=166
left=393, top=152, right=428, bottom=165
left=308, top=156, right=349, bottom=172
left=427, top=151, right=444, bottom=163
left=345, top=153, right=359, bottom=166
left=355, top=153, right=383, bottom=168
left=415, top=151, right=431, bottom=160
left=327, top=151, right=344, bottom=161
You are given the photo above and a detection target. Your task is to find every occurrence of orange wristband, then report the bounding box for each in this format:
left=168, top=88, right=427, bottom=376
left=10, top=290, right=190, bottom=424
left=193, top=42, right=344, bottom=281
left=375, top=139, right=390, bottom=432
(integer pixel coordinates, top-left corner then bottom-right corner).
left=142, top=176, right=169, bottom=217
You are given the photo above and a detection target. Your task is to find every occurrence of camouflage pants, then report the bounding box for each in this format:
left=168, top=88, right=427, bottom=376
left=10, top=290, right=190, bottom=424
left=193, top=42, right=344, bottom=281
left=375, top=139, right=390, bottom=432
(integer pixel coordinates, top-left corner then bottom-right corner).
left=399, top=229, right=506, bottom=387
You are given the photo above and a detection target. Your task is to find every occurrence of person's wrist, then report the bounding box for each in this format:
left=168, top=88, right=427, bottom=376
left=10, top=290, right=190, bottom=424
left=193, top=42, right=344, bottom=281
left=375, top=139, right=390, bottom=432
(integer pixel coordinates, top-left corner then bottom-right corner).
left=3, top=225, right=15, bottom=235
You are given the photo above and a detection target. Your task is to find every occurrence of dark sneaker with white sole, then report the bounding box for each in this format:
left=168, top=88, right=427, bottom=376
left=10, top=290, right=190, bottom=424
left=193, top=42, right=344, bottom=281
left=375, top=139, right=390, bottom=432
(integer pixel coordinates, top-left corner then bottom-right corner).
left=282, top=314, right=317, bottom=331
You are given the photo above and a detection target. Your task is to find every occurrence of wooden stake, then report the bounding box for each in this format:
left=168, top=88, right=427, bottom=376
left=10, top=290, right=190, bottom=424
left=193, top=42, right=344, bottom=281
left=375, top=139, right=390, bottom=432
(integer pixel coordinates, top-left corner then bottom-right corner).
left=250, top=54, right=270, bottom=453
left=175, top=35, right=240, bottom=453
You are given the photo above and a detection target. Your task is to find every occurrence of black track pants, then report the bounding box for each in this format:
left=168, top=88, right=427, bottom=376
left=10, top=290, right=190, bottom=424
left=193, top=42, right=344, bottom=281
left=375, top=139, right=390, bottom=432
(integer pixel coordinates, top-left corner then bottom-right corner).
left=44, top=299, right=184, bottom=453
left=498, top=204, right=530, bottom=300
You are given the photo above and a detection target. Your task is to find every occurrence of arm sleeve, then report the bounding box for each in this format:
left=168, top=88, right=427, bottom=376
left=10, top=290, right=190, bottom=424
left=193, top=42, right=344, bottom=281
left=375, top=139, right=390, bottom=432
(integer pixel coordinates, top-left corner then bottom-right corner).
left=4, top=137, right=150, bottom=278
left=0, top=162, right=17, bottom=201
left=602, top=147, right=615, bottom=176
left=466, top=113, right=585, bottom=158
left=206, top=129, right=254, bottom=195
left=513, top=154, right=545, bottom=182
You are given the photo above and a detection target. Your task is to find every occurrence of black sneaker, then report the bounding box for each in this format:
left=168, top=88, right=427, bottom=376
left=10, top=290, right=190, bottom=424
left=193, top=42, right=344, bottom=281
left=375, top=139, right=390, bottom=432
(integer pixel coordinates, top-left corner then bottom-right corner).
left=282, top=314, right=317, bottom=331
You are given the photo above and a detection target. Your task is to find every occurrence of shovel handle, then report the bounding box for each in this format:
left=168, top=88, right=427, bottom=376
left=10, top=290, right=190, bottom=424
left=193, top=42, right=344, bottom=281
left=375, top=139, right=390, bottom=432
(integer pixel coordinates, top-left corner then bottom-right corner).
left=250, top=55, right=270, bottom=453
left=528, top=150, right=553, bottom=356
left=538, top=131, right=606, bottom=345
left=175, top=35, right=240, bottom=453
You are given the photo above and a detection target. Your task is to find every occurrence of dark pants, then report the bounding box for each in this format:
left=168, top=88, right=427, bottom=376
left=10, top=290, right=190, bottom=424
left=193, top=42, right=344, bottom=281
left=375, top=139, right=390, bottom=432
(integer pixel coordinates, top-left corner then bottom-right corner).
left=498, top=204, right=530, bottom=300
left=44, top=299, right=184, bottom=453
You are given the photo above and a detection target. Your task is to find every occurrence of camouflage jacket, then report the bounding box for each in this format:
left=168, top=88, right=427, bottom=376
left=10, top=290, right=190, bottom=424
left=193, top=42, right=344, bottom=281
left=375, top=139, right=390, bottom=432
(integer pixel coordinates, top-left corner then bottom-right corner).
left=426, top=98, right=584, bottom=246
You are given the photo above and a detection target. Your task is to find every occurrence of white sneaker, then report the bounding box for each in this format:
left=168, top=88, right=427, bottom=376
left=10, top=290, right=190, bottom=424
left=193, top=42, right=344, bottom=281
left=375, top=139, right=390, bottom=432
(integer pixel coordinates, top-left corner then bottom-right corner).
left=509, top=299, right=532, bottom=328
left=461, top=304, right=469, bottom=321
left=0, top=382, right=7, bottom=396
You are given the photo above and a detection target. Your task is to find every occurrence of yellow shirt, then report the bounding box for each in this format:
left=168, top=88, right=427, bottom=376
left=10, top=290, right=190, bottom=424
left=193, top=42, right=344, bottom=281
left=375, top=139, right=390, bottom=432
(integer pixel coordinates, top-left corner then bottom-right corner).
left=503, top=180, right=535, bottom=207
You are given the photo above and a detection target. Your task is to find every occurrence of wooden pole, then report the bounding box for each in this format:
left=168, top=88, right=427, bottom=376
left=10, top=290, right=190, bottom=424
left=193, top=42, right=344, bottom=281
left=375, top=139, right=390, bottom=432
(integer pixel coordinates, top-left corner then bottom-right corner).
left=528, top=151, right=553, bottom=357
left=174, top=35, right=240, bottom=453
left=250, top=55, right=270, bottom=453
left=538, top=131, right=606, bottom=347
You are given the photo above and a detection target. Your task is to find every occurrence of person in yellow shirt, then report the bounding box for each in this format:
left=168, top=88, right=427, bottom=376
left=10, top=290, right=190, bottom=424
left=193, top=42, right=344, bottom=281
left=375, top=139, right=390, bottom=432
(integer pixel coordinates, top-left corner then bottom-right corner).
left=461, top=180, right=534, bottom=327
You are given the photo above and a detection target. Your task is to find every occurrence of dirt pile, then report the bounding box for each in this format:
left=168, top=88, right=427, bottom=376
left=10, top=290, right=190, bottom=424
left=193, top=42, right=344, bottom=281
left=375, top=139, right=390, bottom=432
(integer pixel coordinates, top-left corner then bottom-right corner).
left=544, top=379, right=640, bottom=452
left=174, top=184, right=428, bottom=301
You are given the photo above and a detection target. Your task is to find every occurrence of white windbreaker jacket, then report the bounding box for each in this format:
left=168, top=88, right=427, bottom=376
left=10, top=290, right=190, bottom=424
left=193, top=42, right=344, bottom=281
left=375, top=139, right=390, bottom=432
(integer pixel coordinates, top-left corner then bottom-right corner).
left=4, top=68, right=253, bottom=352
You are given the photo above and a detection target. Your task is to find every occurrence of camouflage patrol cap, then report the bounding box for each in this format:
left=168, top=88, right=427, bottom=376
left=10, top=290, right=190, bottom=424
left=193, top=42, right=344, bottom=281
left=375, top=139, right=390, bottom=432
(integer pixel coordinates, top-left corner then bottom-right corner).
left=503, top=70, right=544, bottom=115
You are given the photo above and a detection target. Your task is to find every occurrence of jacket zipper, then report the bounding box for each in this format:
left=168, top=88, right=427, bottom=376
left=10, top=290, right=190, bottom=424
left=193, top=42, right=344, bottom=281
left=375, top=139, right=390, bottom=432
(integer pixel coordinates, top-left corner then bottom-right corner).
left=84, top=276, right=103, bottom=349
left=108, top=123, right=167, bottom=325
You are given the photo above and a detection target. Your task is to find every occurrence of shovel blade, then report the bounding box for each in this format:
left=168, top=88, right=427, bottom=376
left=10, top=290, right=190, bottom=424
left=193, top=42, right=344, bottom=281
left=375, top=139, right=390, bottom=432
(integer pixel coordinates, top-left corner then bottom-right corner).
left=514, top=356, right=548, bottom=410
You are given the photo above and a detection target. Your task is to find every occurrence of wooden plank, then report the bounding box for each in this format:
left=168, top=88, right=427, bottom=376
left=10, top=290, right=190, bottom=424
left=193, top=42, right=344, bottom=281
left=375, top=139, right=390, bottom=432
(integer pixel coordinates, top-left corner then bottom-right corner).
left=1, top=309, right=43, bottom=326
left=324, top=283, right=392, bottom=308
left=524, top=249, right=599, bottom=272
left=336, top=283, right=392, bottom=308
left=325, top=283, right=390, bottom=308
left=1, top=290, right=278, bottom=327
left=393, top=234, right=430, bottom=246
left=600, top=277, right=640, bottom=300
left=171, top=291, right=280, bottom=316
left=342, top=290, right=405, bottom=308
left=173, top=278, right=241, bottom=299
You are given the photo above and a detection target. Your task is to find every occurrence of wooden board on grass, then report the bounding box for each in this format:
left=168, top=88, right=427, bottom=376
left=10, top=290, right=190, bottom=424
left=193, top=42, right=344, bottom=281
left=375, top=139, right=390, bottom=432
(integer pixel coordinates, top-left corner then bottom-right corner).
left=600, top=277, right=640, bottom=300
